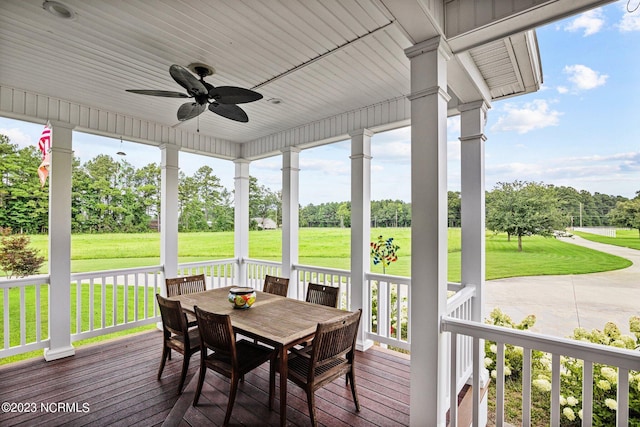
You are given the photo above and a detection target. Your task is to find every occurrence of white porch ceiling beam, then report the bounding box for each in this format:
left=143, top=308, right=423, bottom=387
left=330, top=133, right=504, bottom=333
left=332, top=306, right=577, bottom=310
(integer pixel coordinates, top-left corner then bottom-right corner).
left=448, top=52, right=492, bottom=107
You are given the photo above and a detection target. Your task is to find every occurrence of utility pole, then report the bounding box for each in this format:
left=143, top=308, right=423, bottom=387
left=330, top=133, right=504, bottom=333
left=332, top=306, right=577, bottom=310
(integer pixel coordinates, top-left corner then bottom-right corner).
left=579, top=202, right=583, bottom=227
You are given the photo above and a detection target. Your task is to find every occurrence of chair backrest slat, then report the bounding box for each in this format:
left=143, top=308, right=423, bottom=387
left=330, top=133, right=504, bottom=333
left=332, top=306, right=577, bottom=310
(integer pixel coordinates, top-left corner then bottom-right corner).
left=166, top=274, right=206, bottom=297
left=305, top=283, right=340, bottom=308
left=156, top=294, right=188, bottom=337
left=194, top=306, right=237, bottom=364
left=311, top=310, right=361, bottom=369
left=263, top=275, right=289, bottom=297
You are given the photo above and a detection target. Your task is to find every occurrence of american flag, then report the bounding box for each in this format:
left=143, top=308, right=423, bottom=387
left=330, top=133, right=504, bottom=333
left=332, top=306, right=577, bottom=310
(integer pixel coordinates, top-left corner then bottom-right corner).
left=38, top=123, right=51, bottom=159
left=37, top=122, right=51, bottom=187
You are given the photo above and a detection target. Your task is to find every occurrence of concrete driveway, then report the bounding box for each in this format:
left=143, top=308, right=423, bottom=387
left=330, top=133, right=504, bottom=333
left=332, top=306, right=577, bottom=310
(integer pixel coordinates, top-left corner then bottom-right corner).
left=483, top=235, right=640, bottom=338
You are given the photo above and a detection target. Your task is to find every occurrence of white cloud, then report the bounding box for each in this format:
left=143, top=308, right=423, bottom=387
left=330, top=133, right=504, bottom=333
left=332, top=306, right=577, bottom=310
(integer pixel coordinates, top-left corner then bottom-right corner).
left=300, top=158, right=349, bottom=175
left=563, top=64, right=608, bottom=91
left=447, top=116, right=461, bottom=136
left=619, top=1, right=640, bottom=31
left=485, top=151, right=640, bottom=198
left=564, top=9, right=605, bottom=36
left=372, top=140, right=410, bottom=161
left=557, top=86, right=569, bottom=94
left=0, top=127, right=35, bottom=147
left=490, top=100, right=562, bottom=134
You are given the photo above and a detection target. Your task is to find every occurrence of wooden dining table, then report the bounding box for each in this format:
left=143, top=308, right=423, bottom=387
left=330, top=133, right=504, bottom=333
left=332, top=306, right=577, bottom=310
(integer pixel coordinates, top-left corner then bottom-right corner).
left=169, top=286, right=351, bottom=426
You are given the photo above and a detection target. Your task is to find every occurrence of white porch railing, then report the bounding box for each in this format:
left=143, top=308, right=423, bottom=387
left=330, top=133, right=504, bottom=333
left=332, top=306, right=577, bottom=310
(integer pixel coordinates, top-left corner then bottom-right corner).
left=69, top=266, right=163, bottom=341
left=365, top=272, right=411, bottom=350
left=442, top=317, right=640, bottom=427
left=244, top=258, right=283, bottom=290
left=445, top=285, right=477, bottom=398
left=177, top=258, right=238, bottom=289
left=294, top=264, right=351, bottom=308
left=0, top=275, right=50, bottom=358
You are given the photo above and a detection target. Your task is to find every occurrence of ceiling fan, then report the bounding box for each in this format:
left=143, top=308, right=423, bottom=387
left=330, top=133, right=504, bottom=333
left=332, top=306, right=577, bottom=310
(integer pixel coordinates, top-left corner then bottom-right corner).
left=126, top=63, right=262, bottom=123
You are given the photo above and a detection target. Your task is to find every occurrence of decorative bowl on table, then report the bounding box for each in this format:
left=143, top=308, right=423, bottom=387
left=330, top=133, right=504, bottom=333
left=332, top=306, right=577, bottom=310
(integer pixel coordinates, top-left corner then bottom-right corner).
left=228, top=287, right=257, bottom=309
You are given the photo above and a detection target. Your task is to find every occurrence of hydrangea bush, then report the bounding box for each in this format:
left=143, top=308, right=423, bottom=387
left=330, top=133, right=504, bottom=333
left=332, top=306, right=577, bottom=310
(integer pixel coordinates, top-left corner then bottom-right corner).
left=484, top=309, right=640, bottom=426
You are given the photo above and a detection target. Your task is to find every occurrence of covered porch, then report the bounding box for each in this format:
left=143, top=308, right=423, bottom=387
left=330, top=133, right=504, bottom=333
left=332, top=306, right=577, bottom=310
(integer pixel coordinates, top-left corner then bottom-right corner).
left=1, top=1, right=637, bottom=426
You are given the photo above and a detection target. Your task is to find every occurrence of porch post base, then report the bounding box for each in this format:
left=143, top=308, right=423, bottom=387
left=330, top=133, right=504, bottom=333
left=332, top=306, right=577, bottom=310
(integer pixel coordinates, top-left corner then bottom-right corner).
left=44, top=345, right=75, bottom=361
left=356, top=338, right=374, bottom=352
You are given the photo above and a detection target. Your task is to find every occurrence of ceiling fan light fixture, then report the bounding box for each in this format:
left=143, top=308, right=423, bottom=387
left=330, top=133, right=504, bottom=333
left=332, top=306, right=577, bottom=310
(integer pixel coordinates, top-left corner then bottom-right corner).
left=116, top=137, right=126, bottom=156
left=187, top=62, right=215, bottom=77
left=42, top=1, right=77, bottom=20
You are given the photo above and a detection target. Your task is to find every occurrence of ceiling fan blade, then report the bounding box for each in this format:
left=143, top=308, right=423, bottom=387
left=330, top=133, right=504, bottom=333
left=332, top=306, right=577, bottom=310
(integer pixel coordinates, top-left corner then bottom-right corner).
left=126, top=89, right=189, bottom=98
left=169, top=64, right=207, bottom=97
left=209, top=86, right=263, bottom=104
left=177, top=102, right=206, bottom=121
left=208, top=103, right=249, bottom=122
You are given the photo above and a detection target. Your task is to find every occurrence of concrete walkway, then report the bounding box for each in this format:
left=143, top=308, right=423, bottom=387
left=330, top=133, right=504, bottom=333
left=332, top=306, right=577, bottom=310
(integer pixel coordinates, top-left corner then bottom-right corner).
left=483, top=235, right=640, bottom=338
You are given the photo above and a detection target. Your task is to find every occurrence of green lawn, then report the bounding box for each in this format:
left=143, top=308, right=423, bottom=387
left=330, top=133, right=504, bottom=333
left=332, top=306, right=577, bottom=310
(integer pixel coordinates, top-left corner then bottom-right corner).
left=573, top=228, right=640, bottom=250
left=24, top=227, right=631, bottom=281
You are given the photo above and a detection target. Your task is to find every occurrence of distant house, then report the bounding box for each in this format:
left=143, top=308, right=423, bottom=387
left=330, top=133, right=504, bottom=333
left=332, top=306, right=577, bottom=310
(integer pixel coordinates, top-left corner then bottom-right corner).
left=253, top=218, right=277, bottom=230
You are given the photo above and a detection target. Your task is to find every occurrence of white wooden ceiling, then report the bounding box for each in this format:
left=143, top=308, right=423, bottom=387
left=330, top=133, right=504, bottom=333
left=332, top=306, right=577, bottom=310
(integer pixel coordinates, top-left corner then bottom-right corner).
left=0, top=0, right=609, bottom=160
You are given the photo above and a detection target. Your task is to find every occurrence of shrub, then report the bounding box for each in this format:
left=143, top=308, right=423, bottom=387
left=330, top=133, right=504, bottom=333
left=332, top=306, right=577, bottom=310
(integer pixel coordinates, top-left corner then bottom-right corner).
left=0, top=228, right=45, bottom=278
left=484, top=309, right=640, bottom=426
left=484, top=308, right=537, bottom=380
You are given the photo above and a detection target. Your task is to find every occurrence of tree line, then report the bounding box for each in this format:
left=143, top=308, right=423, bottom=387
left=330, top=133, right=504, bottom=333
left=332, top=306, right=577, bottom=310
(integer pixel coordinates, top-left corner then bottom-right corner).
left=1, top=134, right=639, bottom=235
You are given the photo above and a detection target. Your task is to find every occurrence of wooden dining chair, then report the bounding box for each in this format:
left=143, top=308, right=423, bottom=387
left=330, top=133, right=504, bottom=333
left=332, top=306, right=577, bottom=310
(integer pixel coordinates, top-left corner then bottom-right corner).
left=287, top=309, right=362, bottom=427
left=155, top=294, right=201, bottom=395
left=262, top=274, right=289, bottom=297
left=165, top=273, right=206, bottom=297
left=192, top=306, right=276, bottom=426
left=305, top=283, right=340, bottom=308
left=165, top=274, right=206, bottom=326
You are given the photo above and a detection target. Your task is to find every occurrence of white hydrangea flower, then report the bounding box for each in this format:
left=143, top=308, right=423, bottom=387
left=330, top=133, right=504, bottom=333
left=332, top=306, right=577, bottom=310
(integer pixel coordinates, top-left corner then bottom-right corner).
left=504, top=366, right=512, bottom=376
left=563, top=407, right=576, bottom=421
left=567, top=396, right=579, bottom=406
left=605, top=398, right=617, bottom=411
left=559, top=395, right=567, bottom=406
left=540, top=354, right=552, bottom=369
left=489, top=344, right=497, bottom=354
left=578, top=409, right=583, bottom=420
left=532, top=378, right=551, bottom=392
left=597, top=379, right=611, bottom=391
left=491, top=369, right=497, bottom=379
left=484, top=357, right=493, bottom=368
left=601, top=366, right=617, bottom=384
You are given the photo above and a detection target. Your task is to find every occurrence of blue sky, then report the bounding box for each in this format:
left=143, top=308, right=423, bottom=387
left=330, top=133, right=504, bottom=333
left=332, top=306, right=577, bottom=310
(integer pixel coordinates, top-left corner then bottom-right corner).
left=2, top=1, right=639, bottom=205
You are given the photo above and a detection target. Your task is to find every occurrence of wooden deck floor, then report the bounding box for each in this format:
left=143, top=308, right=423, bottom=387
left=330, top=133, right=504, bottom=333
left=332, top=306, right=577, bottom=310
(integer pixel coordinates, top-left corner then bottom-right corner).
left=0, top=330, right=409, bottom=426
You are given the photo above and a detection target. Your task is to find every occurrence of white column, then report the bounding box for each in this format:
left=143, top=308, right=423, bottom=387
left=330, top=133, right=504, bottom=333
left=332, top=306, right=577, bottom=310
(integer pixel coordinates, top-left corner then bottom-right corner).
left=234, top=159, right=250, bottom=286
left=160, top=143, right=179, bottom=289
left=460, top=101, right=490, bottom=427
left=350, top=128, right=374, bottom=352
left=459, top=101, right=488, bottom=320
left=44, top=120, right=75, bottom=361
left=281, top=147, right=300, bottom=298
left=406, top=36, right=451, bottom=426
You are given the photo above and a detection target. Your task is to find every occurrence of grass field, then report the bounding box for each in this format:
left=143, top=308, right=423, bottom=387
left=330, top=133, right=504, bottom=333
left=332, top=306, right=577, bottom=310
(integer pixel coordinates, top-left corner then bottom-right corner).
left=574, top=228, right=640, bottom=250
left=22, top=227, right=631, bottom=281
